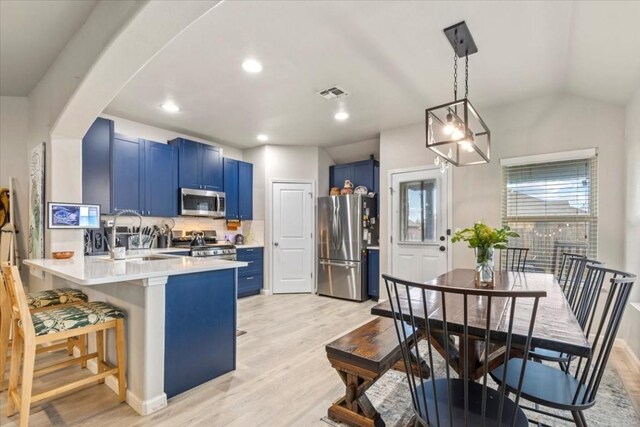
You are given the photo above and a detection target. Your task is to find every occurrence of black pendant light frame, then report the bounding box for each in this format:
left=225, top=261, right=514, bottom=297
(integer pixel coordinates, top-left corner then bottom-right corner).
left=426, top=21, right=491, bottom=166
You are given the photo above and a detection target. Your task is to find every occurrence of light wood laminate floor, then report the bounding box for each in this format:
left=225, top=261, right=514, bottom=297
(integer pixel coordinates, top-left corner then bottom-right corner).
left=1, top=294, right=639, bottom=426
left=1, top=294, right=378, bottom=426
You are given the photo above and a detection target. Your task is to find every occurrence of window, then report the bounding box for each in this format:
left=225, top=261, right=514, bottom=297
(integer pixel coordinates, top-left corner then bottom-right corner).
left=501, top=151, right=598, bottom=274
left=400, top=179, right=437, bottom=242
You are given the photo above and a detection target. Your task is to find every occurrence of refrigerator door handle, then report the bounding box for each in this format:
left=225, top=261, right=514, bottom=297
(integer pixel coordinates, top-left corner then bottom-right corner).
left=336, top=203, right=343, bottom=249
left=331, top=205, right=340, bottom=251
left=319, top=260, right=357, bottom=268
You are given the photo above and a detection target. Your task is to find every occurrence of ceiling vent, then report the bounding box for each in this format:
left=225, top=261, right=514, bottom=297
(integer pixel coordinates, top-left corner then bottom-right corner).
left=316, top=86, right=350, bottom=101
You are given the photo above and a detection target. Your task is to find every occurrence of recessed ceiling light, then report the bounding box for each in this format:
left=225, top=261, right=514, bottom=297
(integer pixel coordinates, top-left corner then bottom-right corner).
left=242, top=59, right=263, bottom=73
left=334, top=111, right=349, bottom=121
left=256, top=134, right=269, bottom=142
left=161, top=102, right=180, bottom=113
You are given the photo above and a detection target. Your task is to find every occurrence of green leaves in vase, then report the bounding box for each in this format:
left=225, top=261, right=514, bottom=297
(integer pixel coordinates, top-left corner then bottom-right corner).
left=451, top=221, right=519, bottom=251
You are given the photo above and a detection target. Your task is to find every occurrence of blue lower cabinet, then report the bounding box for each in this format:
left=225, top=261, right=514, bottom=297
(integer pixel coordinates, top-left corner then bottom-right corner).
left=164, top=269, right=236, bottom=398
left=238, top=275, right=262, bottom=297
left=368, top=249, right=380, bottom=301
left=236, top=248, right=263, bottom=298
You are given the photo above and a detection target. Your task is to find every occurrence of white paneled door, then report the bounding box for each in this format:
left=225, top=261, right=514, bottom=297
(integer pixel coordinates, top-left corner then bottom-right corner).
left=390, top=167, right=450, bottom=283
left=272, top=181, right=314, bottom=293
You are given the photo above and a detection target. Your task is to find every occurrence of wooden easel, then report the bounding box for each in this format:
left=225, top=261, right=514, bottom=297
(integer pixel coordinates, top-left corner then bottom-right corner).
left=1, top=177, right=20, bottom=267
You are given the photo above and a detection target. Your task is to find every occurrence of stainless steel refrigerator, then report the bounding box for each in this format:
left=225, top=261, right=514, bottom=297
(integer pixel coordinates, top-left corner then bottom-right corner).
left=317, top=195, right=378, bottom=301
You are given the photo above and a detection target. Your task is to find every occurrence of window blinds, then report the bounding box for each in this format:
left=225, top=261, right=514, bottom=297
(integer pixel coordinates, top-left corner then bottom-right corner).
left=501, top=155, right=598, bottom=275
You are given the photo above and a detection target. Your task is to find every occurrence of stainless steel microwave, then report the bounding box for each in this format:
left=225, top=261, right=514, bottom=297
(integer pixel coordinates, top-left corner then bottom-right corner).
left=180, top=188, right=226, bottom=218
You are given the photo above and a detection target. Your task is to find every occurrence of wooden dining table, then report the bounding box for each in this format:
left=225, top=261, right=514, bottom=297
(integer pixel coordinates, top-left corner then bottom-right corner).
left=371, top=269, right=591, bottom=380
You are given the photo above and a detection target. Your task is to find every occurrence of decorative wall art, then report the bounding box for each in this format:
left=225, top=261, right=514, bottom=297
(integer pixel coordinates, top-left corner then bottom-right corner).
left=29, top=142, right=45, bottom=269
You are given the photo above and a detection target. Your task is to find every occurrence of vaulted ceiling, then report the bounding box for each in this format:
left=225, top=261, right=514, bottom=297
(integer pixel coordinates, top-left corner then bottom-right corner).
left=0, top=0, right=97, bottom=96
left=3, top=1, right=638, bottom=149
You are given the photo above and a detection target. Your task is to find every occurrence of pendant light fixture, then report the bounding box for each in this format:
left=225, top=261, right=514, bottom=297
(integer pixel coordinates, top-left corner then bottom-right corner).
left=426, top=21, right=490, bottom=172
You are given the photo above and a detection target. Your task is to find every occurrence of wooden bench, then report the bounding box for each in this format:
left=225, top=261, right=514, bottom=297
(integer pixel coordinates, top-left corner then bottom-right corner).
left=325, top=316, right=429, bottom=427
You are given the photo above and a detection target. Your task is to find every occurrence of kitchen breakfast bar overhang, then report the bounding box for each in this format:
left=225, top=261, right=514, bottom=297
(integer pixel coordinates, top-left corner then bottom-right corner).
left=23, top=254, right=247, bottom=416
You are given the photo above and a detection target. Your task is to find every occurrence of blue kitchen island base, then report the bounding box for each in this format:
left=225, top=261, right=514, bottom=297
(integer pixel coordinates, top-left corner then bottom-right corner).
left=164, top=269, right=237, bottom=398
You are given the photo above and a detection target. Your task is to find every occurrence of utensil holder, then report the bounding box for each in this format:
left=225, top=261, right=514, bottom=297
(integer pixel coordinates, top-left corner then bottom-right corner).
left=128, top=235, right=153, bottom=249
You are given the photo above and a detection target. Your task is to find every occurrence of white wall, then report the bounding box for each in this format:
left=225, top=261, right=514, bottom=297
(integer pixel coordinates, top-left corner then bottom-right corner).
left=620, top=86, right=640, bottom=361
left=379, top=94, right=627, bottom=285
left=245, top=145, right=322, bottom=292
left=0, top=96, right=29, bottom=276
left=101, top=114, right=243, bottom=160
left=325, top=138, right=379, bottom=164
left=318, top=147, right=335, bottom=197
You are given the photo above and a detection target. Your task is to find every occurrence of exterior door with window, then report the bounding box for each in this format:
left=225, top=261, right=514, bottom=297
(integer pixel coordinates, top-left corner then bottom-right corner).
left=390, top=168, right=449, bottom=282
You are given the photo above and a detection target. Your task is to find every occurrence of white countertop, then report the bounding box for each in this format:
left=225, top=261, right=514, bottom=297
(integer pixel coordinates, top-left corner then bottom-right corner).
left=368, top=246, right=380, bottom=250
left=235, top=244, right=264, bottom=249
left=24, top=254, right=247, bottom=286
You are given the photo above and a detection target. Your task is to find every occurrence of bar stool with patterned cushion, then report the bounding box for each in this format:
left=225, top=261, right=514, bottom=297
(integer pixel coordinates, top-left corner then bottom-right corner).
left=2, top=265, right=127, bottom=427
left=0, top=274, right=89, bottom=391
left=26, top=288, right=88, bottom=310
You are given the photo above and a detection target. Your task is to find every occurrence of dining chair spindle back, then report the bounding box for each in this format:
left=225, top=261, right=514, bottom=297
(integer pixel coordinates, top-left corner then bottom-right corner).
left=499, top=248, right=529, bottom=272
left=491, top=265, right=636, bottom=427
left=383, top=274, right=546, bottom=427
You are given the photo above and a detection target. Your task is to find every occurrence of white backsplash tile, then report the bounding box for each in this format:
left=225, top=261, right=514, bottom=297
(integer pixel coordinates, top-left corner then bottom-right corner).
left=100, top=215, right=264, bottom=245
left=242, top=220, right=265, bottom=245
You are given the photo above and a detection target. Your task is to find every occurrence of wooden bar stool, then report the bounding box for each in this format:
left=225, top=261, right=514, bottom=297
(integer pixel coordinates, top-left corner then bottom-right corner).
left=2, top=265, right=127, bottom=427
left=0, top=269, right=89, bottom=391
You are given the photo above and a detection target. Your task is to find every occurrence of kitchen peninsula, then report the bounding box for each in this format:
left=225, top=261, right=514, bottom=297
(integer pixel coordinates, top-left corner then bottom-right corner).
left=23, top=253, right=247, bottom=416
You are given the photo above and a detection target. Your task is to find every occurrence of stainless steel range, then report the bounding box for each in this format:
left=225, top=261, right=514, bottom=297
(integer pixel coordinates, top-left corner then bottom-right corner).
left=171, top=230, right=237, bottom=260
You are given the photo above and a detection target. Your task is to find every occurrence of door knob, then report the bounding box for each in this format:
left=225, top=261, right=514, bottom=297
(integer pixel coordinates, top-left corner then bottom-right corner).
left=274, top=242, right=279, bottom=247
left=439, top=236, right=445, bottom=241
left=439, top=246, right=446, bottom=252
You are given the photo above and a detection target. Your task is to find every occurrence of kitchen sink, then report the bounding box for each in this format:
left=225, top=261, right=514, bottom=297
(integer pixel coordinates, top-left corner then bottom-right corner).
left=97, top=255, right=176, bottom=262
left=126, top=256, right=174, bottom=262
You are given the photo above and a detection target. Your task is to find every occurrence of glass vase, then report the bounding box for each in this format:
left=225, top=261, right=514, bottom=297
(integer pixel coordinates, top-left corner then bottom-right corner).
left=475, top=247, right=494, bottom=287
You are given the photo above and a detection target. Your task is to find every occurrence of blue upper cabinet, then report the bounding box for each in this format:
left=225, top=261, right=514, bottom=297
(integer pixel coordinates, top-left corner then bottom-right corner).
left=169, top=138, right=223, bottom=191
left=111, top=134, right=178, bottom=216
left=223, top=158, right=253, bottom=220
left=331, top=164, right=351, bottom=190
left=201, top=144, right=223, bottom=191
left=145, top=141, right=178, bottom=217
left=223, top=158, right=239, bottom=219
left=174, top=138, right=200, bottom=189
left=238, top=161, right=253, bottom=220
left=329, top=158, right=380, bottom=196
left=353, top=161, right=374, bottom=191
left=112, top=134, right=144, bottom=213
left=82, top=117, right=113, bottom=213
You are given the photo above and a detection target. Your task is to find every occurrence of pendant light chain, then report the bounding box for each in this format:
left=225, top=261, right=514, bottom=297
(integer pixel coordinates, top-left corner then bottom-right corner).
left=465, top=53, right=469, bottom=99
left=453, top=49, right=458, bottom=102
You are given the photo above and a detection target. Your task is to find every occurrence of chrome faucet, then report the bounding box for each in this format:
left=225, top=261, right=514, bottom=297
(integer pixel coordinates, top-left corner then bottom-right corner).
left=110, top=210, right=142, bottom=259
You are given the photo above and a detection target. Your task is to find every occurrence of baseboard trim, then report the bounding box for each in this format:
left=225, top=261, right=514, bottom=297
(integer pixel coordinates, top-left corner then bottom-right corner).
left=81, top=352, right=167, bottom=415
left=615, top=338, right=640, bottom=373
left=260, top=288, right=273, bottom=295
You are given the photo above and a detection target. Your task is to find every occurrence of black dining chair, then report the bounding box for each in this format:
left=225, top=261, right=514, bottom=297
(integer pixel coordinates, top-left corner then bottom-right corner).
left=531, top=257, right=605, bottom=371
left=383, top=274, right=546, bottom=427
left=557, top=253, right=587, bottom=291
left=499, top=248, right=529, bottom=272
left=490, top=265, right=636, bottom=427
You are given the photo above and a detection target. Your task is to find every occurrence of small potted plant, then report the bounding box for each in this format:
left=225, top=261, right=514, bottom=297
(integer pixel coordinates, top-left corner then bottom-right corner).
left=451, top=222, right=519, bottom=287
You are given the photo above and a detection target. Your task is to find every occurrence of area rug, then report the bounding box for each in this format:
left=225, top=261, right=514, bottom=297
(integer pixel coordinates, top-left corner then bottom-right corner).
left=321, top=349, right=639, bottom=427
